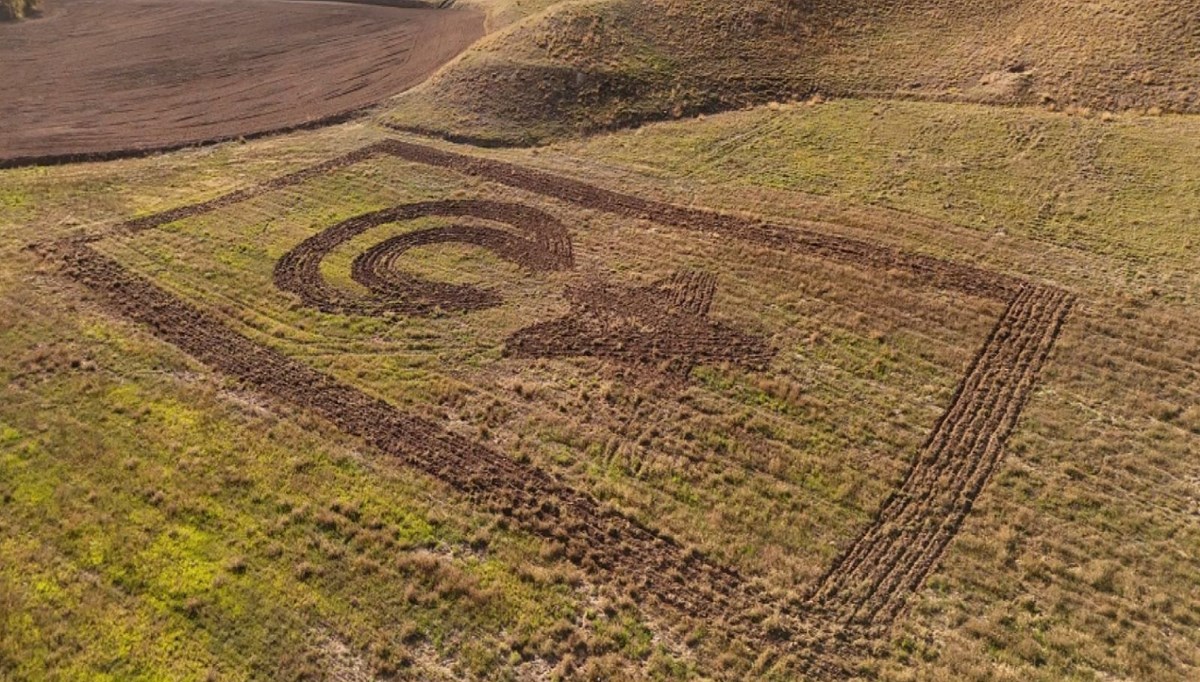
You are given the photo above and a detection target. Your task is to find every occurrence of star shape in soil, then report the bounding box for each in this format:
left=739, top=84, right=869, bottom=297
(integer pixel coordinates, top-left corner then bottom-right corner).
left=504, top=270, right=773, bottom=378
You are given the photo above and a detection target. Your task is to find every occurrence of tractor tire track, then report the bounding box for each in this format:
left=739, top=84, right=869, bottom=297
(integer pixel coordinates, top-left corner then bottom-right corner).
left=802, top=284, right=1074, bottom=633
left=44, top=141, right=1076, bottom=678
left=47, top=240, right=758, bottom=627
left=503, top=269, right=774, bottom=379
left=663, top=269, right=717, bottom=316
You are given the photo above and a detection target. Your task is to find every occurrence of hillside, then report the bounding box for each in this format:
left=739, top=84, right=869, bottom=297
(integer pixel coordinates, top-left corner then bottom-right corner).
left=2, top=0, right=1199, bottom=679
left=4, top=99, right=1199, bottom=681
left=385, top=0, right=1200, bottom=143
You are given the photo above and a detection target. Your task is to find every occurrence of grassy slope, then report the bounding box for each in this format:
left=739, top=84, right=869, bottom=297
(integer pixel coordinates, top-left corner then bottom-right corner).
left=0, top=128, right=694, bottom=681
left=102, top=145, right=992, bottom=593
left=383, top=0, right=1200, bottom=144
left=1, top=100, right=1198, bottom=680
left=553, top=100, right=1200, bottom=678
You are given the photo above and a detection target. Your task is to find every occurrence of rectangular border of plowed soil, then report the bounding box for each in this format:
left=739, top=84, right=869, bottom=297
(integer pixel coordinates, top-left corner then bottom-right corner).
left=43, top=139, right=1074, bottom=678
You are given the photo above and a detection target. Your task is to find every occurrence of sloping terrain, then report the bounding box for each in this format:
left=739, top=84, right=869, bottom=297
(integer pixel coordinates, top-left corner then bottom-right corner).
left=2, top=0, right=1199, bottom=679
left=3, top=102, right=1198, bottom=678
left=384, top=0, right=1200, bottom=143
left=0, top=0, right=482, bottom=165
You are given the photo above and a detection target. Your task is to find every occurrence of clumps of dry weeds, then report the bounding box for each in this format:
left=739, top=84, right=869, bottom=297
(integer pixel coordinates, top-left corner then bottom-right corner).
left=0, top=0, right=41, bottom=21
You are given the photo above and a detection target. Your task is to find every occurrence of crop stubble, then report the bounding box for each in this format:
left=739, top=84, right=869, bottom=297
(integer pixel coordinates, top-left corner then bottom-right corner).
left=40, top=141, right=1074, bottom=677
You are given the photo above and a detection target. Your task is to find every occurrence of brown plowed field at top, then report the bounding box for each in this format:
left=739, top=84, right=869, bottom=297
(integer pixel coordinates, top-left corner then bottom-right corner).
left=0, top=0, right=483, bottom=166
left=41, top=141, right=1075, bottom=678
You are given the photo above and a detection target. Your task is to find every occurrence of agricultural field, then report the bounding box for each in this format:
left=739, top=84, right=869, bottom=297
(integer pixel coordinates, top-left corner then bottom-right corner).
left=0, top=0, right=483, bottom=164
left=2, top=1, right=1199, bottom=681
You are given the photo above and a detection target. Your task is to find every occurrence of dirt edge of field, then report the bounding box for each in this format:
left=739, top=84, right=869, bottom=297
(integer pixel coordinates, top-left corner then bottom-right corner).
left=37, top=140, right=1076, bottom=678
left=0, top=0, right=483, bottom=168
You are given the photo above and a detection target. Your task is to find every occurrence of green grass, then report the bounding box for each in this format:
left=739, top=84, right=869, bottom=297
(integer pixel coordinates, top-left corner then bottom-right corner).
left=0, top=280, right=603, bottom=679
left=100, top=141, right=981, bottom=591
left=0, top=128, right=699, bottom=679
left=2, top=100, right=1199, bottom=679
left=557, top=99, right=1200, bottom=267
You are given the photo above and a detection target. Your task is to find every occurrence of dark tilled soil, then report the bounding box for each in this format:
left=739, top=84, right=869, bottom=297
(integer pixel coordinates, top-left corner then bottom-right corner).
left=803, top=284, right=1074, bottom=633
left=274, top=199, right=574, bottom=316
left=504, top=270, right=776, bottom=378
left=43, top=142, right=1076, bottom=678
left=0, top=0, right=483, bottom=165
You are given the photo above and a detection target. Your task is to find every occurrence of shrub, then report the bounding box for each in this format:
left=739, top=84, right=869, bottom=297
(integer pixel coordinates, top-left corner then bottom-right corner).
left=1, top=0, right=41, bottom=21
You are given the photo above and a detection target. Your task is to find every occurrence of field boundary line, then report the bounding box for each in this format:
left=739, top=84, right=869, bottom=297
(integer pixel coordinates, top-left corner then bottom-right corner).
left=37, top=140, right=1076, bottom=678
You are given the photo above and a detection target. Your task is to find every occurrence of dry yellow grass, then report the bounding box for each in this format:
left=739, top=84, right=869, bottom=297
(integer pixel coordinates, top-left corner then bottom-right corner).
left=384, top=0, right=1200, bottom=143
left=0, top=0, right=40, bottom=20
left=3, top=98, right=1198, bottom=678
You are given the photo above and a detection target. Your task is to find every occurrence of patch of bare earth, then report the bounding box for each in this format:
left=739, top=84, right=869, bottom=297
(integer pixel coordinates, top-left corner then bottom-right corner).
left=0, top=0, right=483, bottom=165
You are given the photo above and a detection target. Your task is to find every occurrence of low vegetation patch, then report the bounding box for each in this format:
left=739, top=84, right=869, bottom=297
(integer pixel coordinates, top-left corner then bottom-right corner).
left=2, top=5, right=1199, bottom=675
left=1, top=0, right=40, bottom=21
left=383, top=0, right=1200, bottom=143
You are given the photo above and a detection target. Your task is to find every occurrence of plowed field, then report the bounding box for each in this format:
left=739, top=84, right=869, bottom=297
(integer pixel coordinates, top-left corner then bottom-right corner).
left=0, top=0, right=482, bottom=166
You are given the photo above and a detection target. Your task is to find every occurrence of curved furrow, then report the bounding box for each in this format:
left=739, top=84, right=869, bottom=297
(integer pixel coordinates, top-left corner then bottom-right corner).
left=44, top=142, right=1080, bottom=680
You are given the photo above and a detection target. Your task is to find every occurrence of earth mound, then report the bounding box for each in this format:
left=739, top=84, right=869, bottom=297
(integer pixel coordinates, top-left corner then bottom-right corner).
left=383, top=0, right=1200, bottom=144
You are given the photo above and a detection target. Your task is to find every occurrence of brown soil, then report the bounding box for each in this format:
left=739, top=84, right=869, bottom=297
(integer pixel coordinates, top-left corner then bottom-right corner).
left=272, top=193, right=766, bottom=378
left=505, top=270, right=775, bottom=378
left=0, top=0, right=483, bottom=166
left=274, top=199, right=573, bottom=316
left=42, top=141, right=1076, bottom=678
